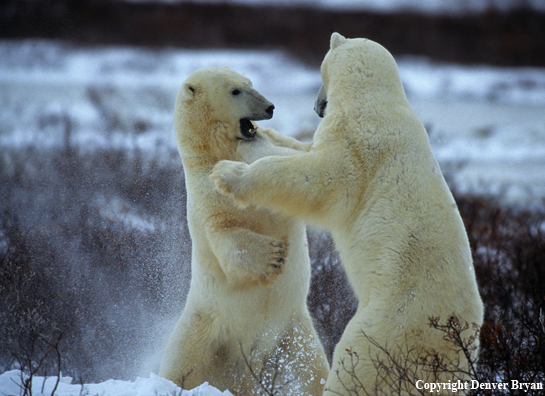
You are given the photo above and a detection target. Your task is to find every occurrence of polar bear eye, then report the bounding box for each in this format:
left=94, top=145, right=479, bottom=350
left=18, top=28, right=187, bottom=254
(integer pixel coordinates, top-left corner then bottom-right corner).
left=231, top=89, right=241, bottom=96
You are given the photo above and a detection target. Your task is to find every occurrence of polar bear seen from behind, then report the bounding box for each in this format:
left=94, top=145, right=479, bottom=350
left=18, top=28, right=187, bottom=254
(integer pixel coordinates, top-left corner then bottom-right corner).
left=159, top=67, right=329, bottom=395
left=211, top=35, right=484, bottom=395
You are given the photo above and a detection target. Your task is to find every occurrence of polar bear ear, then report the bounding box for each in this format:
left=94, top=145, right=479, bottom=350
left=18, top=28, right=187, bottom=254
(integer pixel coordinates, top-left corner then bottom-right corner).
left=330, top=32, right=347, bottom=49
left=181, top=82, right=198, bottom=101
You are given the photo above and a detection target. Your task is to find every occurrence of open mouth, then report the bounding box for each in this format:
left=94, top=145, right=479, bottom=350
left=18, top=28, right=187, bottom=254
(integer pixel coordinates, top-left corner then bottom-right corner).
left=239, top=118, right=257, bottom=140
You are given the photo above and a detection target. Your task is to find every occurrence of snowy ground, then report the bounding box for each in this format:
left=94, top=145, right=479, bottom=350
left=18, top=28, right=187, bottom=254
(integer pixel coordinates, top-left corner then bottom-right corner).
left=1, top=39, right=545, bottom=395
left=1, top=40, right=545, bottom=207
left=0, top=370, right=233, bottom=396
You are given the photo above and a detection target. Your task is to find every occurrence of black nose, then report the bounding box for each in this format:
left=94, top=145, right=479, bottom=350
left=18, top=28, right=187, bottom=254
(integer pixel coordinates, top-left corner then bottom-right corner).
left=266, top=105, right=275, bottom=117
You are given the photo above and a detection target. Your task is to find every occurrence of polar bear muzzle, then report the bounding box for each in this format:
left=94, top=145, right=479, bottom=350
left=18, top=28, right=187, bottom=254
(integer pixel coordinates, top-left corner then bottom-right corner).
left=314, top=85, right=328, bottom=118
left=238, top=104, right=274, bottom=140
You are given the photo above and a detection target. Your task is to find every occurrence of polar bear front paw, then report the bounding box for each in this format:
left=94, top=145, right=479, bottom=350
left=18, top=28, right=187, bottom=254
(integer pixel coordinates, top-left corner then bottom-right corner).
left=269, top=240, right=288, bottom=268
left=210, top=160, right=247, bottom=197
left=260, top=239, right=289, bottom=281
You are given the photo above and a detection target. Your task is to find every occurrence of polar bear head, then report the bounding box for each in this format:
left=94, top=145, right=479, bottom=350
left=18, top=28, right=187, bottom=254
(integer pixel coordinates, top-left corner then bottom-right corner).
left=178, top=67, right=275, bottom=142
left=314, top=33, right=407, bottom=118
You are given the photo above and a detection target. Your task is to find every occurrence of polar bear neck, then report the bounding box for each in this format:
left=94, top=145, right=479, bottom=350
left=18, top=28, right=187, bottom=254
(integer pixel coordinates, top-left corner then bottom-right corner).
left=179, top=123, right=242, bottom=169
left=175, top=106, right=241, bottom=169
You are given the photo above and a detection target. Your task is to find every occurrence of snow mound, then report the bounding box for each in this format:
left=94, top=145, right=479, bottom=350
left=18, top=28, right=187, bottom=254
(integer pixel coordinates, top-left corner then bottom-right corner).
left=0, top=370, right=233, bottom=396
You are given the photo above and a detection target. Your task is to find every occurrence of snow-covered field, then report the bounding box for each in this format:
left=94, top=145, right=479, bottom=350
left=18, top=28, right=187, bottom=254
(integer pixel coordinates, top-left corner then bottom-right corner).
left=1, top=40, right=545, bottom=207
left=1, top=38, right=545, bottom=395
left=0, top=370, right=233, bottom=396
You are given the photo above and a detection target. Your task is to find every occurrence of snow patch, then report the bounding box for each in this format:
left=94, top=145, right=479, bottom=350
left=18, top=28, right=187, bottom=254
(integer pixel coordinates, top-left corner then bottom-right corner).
left=0, top=370, right=234, bottom=396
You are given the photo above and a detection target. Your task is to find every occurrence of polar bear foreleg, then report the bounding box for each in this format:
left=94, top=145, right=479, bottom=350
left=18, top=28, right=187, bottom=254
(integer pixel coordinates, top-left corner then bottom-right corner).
left=258, top=128, right=312, bottom=152
left=237, top=128, right=310, bottom=164
left=211, top=152, right=342, bottom=225
left=205, top=223, right=288, bottom=288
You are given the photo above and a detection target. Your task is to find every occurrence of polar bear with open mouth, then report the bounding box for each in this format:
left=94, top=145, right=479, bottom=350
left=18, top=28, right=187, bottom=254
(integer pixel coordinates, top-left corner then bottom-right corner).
left=159, top=67, right=329, bottom=395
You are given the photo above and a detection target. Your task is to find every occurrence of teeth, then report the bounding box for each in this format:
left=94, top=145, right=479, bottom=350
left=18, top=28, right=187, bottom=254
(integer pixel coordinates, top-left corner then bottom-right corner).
left=240, top=118, right=257, bottom=139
